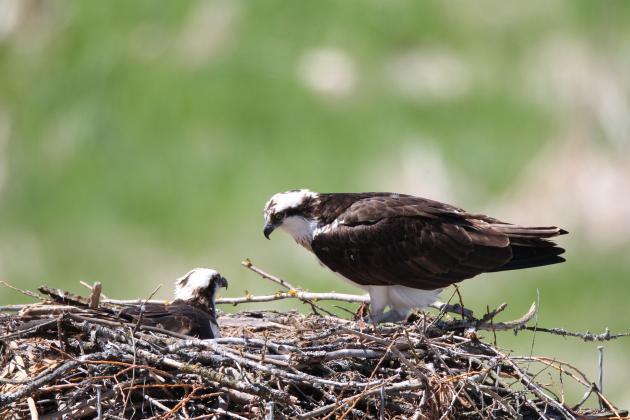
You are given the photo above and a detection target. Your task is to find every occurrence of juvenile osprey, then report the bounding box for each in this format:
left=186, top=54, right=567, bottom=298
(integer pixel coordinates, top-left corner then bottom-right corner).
left=120, top=268, right=228, bottom=338
left=263, top=189, right=567, bottom=322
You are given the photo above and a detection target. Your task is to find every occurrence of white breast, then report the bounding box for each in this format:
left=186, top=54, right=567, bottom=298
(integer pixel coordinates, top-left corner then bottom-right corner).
left=280, top=216, right=319, bottom=250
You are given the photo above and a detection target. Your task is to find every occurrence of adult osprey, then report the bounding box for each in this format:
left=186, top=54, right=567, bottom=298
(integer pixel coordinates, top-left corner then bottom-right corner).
left=120, top=268, right=228, bottom=338
left=263, top=189, right=567, bottom=322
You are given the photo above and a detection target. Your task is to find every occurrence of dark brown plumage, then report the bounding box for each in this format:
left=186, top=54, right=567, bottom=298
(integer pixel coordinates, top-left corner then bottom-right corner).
left=120, top=268, right=227, bottom=339
left=32, top=269, right=227, bottom=337
left=119, top=301, right=217, bottom=338
left=264, top=189, right=567, bottom=322
left=310, top=193, right=566, bottom=289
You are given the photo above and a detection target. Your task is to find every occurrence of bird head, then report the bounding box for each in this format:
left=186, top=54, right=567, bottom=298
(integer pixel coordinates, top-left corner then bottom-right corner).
left=263, top=189, right=318, bottom=240
left=174, top=268, right=228, bottom=311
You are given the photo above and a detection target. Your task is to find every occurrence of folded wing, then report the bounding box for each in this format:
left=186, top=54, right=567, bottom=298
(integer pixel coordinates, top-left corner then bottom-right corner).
left=311, top=196, right=565, bottom=290
left=120, top=302, right=217, bottom=338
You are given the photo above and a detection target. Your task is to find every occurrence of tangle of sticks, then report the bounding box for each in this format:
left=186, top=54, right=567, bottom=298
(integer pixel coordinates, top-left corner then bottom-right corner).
left=0, top=261, right=628, bottom=419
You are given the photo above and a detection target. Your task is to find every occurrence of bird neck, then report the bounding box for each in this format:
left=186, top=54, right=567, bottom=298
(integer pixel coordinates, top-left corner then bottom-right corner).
left=280, top=215, right=320, bottom=250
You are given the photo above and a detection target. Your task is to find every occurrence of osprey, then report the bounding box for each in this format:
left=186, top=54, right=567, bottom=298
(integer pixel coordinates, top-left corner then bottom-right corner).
left=120, top=268, right=228, bottom=338
left=263, top=189, right=567, bottom=323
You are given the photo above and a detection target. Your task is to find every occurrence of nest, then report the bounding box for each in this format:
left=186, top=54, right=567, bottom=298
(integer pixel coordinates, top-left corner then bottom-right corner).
left=0, top=259, right=628, bottom=420
left=1, top=299, right=627, bottom=420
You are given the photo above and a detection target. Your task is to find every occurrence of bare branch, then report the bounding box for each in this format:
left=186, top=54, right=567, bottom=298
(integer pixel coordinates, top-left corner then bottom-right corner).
left=88, top=282, right=102, bottom=309
left=242, top=258, right=297, bottom=291
left=1, top=274, right=628, bottom=419
left=519, top=326, right=630, bottom=342
left=218, top=291, right=369, bottom=305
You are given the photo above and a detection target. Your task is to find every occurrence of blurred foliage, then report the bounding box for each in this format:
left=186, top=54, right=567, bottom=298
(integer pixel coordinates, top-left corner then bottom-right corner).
left=1, top=0, right=629, bottom=405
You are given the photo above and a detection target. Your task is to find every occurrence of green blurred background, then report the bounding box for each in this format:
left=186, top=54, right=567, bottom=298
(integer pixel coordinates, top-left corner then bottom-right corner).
left=1, top=0, right=629, bottom=407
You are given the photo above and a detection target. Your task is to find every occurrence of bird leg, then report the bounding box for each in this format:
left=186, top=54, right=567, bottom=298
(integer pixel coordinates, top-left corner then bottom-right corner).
left=365, top=309, right=410, bottom=324
left=365, top=304, right=474, bottom=324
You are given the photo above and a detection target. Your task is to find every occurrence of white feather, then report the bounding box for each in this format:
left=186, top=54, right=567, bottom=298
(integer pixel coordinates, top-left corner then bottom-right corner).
left=367, top=285, right=442, bottom=320
left=314, top=219, right=339, bottom=235
left=279, top=215, right=319, bottom=249
left=265, top=189, right=317, bottom=214
left=174, top=268, right=219, bottom=301
left=367, top=286, right=442, bottom=313
left=385, top=285, right=442, bottom=311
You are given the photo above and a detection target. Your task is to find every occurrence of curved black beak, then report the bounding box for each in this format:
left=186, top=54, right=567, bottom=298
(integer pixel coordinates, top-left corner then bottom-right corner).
left=263, top=223, right=277, bottom=239
left=217, top=276, right=228, bottom=290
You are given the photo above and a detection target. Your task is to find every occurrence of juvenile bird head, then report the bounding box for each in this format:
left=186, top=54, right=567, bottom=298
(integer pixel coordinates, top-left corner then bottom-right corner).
left=174, top=268, right=228, bottom=311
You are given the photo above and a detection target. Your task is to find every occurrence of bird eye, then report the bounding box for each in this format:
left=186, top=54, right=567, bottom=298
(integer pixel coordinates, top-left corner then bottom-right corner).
left=272, top=212, right=284, bottom=223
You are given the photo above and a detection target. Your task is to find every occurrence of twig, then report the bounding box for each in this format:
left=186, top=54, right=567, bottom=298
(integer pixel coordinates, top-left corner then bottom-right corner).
left=189, top=408, right=250, bottom=420
left=103, top=294, right=478, bottom=320
left=442, top=302, right=538, bottom=332
left=98, top=338, right=297, bottom=404
left=573, top=384, right=596, bottom=411
left=242, top=258, right=297, bottom=291
left=89, top=282, right=102, bottom=309
left=67, top=313, right=192, bottom=340
left=0, top=304, right=28, bottom=311
left=218, top=292, right=369, bottom=305
left=298, top=380, right=425, bottom=419
left=437, top=382, right=465, bottom=420
left=491, top=346, right=576, bottom=420
left=143, top=394, right=170, bottom=414
left=519, top=326, right=630, bottom=342
left=27, top=397, right=39, bottom=420
left=0, top=281, right=44, bottom=301
left=242, top=259, right=339, bottom=317
left=340, top=327, right=427, bottom=383
left=0, top=351, right=114, bottom=407
left=478, top=302, right=507, bottom=324
left=80, top=280, right=109, bottom=299
left=0, top=318, right=59, bottom=341
left=131, top=284, right=162, bottom=335
left=168, top=339, right=384, bottom=390
left=480, top=301, right=537, bottom=331
left=95, top=384, right=103, bottom=420
left=598, top=345, right=604, bottom=410
left=265, top=401, right=274, bottom=420
left=38, top=286, right=91, bottom=306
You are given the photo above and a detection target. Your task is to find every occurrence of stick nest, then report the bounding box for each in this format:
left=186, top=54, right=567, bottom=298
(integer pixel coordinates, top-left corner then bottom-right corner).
left=0, top=295, right=627, bottom=419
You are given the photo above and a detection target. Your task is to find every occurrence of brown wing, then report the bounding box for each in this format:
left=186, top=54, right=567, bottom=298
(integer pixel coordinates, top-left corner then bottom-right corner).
left=335, top=194, right=466, bottom=225
left=120, top=302, right=216, bottom=339
left=311, top=195, right=566, bottom=290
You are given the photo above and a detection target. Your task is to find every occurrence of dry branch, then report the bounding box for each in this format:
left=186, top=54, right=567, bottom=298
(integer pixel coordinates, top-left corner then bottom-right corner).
left=0, top=302, right=627, bottom=418
left=0, top=266, right=629, bottom=419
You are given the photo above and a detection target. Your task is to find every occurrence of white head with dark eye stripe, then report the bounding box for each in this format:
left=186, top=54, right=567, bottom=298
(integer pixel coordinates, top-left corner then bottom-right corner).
left=174, top=268, right=228, bottom=312
left=263, top=189, right=320, bottom=246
